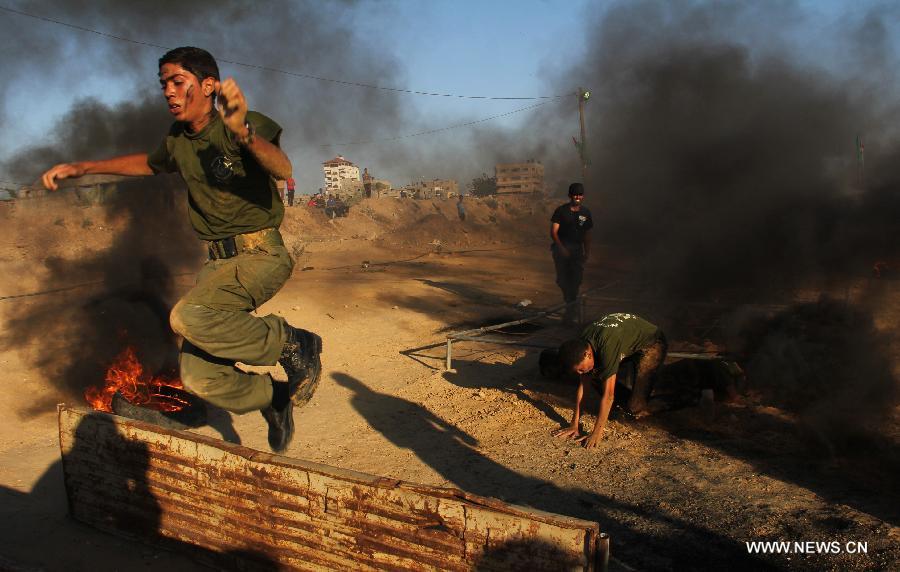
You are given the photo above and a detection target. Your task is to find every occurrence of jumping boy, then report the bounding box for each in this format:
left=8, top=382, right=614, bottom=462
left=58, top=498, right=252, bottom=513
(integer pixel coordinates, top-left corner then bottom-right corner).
left=42, top=47, right=321, bottom=453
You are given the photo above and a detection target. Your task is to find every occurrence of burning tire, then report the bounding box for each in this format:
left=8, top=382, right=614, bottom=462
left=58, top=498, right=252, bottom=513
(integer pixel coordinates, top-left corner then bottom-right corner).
left=111, top=386, right=207, bottom=430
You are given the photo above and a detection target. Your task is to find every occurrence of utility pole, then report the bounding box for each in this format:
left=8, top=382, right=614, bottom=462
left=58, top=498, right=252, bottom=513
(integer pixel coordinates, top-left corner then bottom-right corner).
left=576, top=87, right=590, bottom=186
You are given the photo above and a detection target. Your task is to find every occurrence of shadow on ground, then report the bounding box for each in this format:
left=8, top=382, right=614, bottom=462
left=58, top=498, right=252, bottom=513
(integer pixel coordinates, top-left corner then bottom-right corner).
left=446, top=339, right=900, bottom=528
left=0, top=413, right=276, bottom=571
left=651, top=404, right=900, bottom=527
left=332, top=371, right=774, bottom=571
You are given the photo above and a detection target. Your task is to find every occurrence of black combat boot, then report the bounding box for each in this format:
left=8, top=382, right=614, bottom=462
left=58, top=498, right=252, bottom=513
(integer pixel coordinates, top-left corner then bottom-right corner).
left=261, top=399, right=294, bottom=453
left=279, top=326, right=323, bottom=406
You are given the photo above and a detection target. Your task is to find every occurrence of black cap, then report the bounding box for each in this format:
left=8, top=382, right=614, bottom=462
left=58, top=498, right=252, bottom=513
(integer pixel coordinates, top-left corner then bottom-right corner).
left=568, top=182, right=585, bottom=196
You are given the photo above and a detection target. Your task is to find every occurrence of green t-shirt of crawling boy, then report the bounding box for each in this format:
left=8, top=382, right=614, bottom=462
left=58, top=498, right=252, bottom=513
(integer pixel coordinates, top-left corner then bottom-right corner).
left=147, top=111, right=284, bottom=241
left=580, top=313, right=661, bottom=382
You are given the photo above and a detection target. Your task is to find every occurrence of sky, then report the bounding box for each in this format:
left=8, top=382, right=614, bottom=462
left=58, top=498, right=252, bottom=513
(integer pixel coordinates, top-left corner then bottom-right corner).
left=0, top=0, right=897, bottom=194
left=0, top=0, right=593, bottom=192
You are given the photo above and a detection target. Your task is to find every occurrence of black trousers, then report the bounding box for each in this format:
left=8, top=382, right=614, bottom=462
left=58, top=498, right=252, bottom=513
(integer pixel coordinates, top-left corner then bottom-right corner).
left=551, top=243, right=585, bottom=303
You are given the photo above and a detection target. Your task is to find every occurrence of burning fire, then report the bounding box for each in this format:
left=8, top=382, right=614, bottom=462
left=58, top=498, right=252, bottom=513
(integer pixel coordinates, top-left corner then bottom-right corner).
left=85, top=346, right=188, bottom=413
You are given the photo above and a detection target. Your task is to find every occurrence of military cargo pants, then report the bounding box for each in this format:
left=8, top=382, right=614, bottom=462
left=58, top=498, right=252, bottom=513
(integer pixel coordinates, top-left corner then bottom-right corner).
left=169, top=232, right=294, bottom=414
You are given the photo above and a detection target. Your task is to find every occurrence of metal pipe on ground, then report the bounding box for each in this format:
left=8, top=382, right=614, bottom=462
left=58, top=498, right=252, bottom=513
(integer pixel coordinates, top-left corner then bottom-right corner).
left=444, top=285, right=612, bottom=371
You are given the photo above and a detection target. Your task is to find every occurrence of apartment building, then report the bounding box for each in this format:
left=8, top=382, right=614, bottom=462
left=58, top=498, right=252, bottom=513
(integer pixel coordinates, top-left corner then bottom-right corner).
left=495, top=160, right=545, bottom=194
left=322, top=155, right=361, bottom=194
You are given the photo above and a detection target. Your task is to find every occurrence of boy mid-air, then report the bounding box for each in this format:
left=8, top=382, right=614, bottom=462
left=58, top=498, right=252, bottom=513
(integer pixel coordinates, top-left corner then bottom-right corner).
left=42, top=47, right=321, bottom=453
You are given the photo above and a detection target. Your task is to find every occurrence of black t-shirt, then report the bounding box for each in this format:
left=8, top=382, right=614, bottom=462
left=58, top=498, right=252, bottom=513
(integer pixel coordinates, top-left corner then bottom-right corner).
left=551, top=203, right=593, bottom=245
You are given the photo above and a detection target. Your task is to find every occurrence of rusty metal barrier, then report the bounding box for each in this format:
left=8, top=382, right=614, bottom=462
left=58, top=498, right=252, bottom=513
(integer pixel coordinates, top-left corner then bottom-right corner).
left=59, top=405, right=609, bottom=570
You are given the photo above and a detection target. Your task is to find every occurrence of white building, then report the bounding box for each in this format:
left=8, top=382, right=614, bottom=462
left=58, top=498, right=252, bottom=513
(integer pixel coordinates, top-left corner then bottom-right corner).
left=322, top=156, right=361, bottom=194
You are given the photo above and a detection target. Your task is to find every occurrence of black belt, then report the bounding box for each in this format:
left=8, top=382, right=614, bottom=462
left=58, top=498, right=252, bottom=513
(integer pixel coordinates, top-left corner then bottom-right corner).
left=209, top=236, right=239, bottom=260
left=207, top=228, right=281, bottom=260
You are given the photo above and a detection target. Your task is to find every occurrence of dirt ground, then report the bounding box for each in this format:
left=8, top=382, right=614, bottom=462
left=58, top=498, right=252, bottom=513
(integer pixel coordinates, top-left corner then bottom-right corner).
left=0, top=192, right=898, bottom=571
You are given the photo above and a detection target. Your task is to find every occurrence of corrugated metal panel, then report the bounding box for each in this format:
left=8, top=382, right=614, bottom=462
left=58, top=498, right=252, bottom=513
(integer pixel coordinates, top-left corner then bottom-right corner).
left=58, top=405, right=604, bottom=571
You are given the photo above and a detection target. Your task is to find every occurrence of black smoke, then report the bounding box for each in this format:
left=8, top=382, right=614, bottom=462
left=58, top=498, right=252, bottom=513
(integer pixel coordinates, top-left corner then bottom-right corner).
left=0, top=0, right=409, bottom=190
left=1, top=0, right=898, bottom=424
left=739, top=298, right=898, bottom=454
left=540, top=1, right=900, bottom=445
left=1, top=98, right=198, bottom=416
left=0, top=0, right=414, bottom=413
left=538, top=0, right=900, bottom=300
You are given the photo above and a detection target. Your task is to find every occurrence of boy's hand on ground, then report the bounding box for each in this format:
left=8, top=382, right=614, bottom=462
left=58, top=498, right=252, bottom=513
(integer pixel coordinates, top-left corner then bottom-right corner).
left=575, top=432, right=603, bottom=449
left=553, top=425, right=581, bottom=439
left=215, top=78, right=248, bottom=134
left=42, top=163, right=85, bottom=191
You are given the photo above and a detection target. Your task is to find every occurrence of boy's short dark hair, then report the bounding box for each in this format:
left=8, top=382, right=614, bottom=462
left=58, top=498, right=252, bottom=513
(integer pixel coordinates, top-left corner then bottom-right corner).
left=558, top=338, right=591, bottom=371
left=159, top=46, right=220, bottom=82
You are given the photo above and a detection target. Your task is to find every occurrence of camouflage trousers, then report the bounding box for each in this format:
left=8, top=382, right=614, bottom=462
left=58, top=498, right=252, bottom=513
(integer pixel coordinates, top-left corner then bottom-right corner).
left=169, top=229, right=294, bottom=414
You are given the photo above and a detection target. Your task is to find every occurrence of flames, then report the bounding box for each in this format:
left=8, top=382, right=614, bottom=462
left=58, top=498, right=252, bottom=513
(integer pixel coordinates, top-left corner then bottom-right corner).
left=84, top=346, right=187, bottom=413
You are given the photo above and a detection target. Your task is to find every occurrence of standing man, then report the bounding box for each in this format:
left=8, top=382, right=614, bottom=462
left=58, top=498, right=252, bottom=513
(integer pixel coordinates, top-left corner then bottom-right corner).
left=456, top=194, right=466, bottom=222
left=286, top=177, right=296, bottom=207
left=362, top=168, right=373, bottom=199
left=553, top=313, right=667, bottom=448
left=41, top=47, right=322, bottom=453
left=550, top=182, right=592, bottom=324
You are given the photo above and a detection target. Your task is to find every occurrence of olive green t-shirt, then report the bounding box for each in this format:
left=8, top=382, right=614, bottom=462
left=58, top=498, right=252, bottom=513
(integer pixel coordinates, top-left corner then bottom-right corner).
left=147, top=111, right=284, bottom=240
left=580, top=313, right=661, bottom=382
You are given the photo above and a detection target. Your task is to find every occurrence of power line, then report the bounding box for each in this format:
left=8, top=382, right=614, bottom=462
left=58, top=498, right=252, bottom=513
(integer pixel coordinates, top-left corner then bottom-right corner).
left=0, top=101, right=555, bottom=190
left=0, top=100, right=555, bottom=193
left=1, top=97, right=556, bottom=192
left=0, top=99, right=555, bottom=192
left=0, top=4, right=572, bottom=101
left=319, top=100, right=553, bottom=147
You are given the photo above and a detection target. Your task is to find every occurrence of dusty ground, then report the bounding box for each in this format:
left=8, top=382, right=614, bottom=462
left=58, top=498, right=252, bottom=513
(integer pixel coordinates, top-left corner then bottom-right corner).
left=0, top=192, right=898, bottom=571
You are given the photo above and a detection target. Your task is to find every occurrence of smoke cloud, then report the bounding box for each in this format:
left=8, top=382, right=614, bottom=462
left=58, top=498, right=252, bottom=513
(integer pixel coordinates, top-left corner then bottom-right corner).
left=739, top=298, right=898, bottom=453
left=0, top=0, right=410, bottom=189
left=536, top=0, right=900, bottom=299
left=1, top=1, right=897, bottom=426
left=535, top=0, right=900, bottom=446
left=0, top=97, right=198, bottom=416
left=0, top=0, right=395, bottom=412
